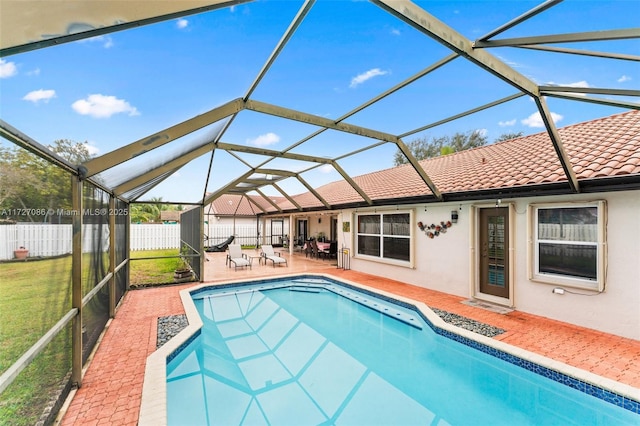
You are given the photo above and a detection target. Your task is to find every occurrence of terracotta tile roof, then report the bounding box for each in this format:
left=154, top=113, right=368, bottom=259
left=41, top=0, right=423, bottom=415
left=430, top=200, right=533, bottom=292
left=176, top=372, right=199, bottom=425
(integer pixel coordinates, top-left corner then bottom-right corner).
left=274, top=109, right=640, bottom=211
left=160, top=210, right=181, bottom=222
left=207, top=193, right=288, bottom=215
left=250, top=194, right=287, bottom=212
left=422, top=109, right=640, bottom=193
left=208, top=194, right=258, bottom=216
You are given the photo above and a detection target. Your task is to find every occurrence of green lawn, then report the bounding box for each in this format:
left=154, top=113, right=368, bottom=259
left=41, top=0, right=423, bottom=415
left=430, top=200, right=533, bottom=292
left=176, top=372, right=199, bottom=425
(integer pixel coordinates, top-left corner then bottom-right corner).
left=130, top=248, right=184, bottom=286
left=0, top=249, right=181, bottom=424
left=0, top=256, right=72, bottom=372
left=0, top=256, right=72, bottom=425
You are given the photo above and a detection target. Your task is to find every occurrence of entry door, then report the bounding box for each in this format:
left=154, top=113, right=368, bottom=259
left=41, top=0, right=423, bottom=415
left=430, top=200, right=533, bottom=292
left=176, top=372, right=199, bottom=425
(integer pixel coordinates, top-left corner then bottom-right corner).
left=271, top=219, right=284, bottom=246
left=479, top=207, right=510, bottom=299
left=297, top=219, right=308, bottom=244
left=330, top=217, right=338, bottom=241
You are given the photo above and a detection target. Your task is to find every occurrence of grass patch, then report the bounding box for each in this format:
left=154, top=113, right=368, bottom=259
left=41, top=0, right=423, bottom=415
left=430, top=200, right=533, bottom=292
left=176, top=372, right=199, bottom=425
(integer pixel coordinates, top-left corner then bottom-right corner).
left=0, top=256, right=72, bottom=425
left=0, top=249, right=183, bottom=423
left=0, top=256, right=72, bottom=372
left=130, top=248, right=184, bottom=286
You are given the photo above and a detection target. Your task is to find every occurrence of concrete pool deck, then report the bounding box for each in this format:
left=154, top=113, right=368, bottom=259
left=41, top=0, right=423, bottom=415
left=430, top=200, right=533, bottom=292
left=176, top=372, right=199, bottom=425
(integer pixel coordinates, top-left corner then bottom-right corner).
left=59, top=250, right=640, bottom=425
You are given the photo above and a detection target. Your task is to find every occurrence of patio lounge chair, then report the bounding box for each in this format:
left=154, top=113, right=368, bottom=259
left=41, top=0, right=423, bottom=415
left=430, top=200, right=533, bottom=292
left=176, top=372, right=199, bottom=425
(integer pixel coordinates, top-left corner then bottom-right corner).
left=207, top=235, right=235, bottom=252
left=261, top=245, right=288, bottom=267
left=227, top=244, right=251, bottom=270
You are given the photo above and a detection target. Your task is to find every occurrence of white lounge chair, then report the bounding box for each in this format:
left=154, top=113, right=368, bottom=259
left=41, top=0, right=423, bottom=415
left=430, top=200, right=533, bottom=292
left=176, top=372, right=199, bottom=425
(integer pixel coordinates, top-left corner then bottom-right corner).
left=227, top=244, right=251, bottom=270
left=261, top=245, right=287, bottom=267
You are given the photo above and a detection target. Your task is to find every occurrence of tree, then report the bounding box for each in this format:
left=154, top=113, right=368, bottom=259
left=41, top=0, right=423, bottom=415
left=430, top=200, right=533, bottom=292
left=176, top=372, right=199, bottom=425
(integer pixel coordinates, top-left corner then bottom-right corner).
left=394, top=130, right=488, bottom=165
left=129, top=197, right=183, bottom=223
left=0, top=139, right=93, bottom=222
left=130, top=203, right=161, bottom=223
left=0, top=146, right=37, bottom=209
left=494, top=131, right=524, bottom=143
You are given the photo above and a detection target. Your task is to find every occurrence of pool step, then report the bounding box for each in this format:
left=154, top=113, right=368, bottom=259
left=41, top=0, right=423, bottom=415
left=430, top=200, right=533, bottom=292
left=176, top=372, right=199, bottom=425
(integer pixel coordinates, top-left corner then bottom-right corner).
left=326, top=285, right=423, bottom=330
left=194, top=281, right=423, bottom=330
left=289, top=286, right=323, bottom=293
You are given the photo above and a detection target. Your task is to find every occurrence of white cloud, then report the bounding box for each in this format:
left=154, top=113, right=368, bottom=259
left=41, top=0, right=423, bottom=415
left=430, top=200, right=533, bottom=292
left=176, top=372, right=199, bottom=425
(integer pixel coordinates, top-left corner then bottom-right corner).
left=541, top=81, right=589, bottom=98
left=27, top=68, right=41, bottom=76
left=80, top=35, right=113, bottom=48
left=618, top=75, right=632, bottom=83
left=498, top=119, right=516, bottom=127
left=476, top=128, right=488, bottom=138
left=319, top=164, right=334, bottom=174
left=0, top=59, right=18, bottom=78
left=23, top=89, right=56, bottom=103
left=247, top=132, right=280, bottom=146
left=565, top=80, right=589, bottom=88
left=349, top=68, right=388, bottom=88
left=177, top=18, right=189, bottom=29
left=495, top=54, right=523, bottom=69
left=390, top=28, right=401, bottom=36
left=83, top=142, right=100, bottom=156
left=546, top=80, right=589, bottom=89
left=72, top=94, right=140, bottom=118
left=560, top=81, right=589, bottom=97
left=521, top=111, right=563, bottom=128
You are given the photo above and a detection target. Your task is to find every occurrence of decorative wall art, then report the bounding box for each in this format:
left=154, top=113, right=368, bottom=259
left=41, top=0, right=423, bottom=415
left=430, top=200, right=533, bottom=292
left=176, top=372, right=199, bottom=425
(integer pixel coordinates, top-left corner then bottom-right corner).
left=417, top=220, right=453, bottom=239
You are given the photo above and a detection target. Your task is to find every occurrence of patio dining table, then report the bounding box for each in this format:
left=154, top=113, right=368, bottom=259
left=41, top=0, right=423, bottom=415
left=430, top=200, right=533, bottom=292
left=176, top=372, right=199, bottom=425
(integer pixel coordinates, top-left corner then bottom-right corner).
left=303, top=241, right=330, bottom=251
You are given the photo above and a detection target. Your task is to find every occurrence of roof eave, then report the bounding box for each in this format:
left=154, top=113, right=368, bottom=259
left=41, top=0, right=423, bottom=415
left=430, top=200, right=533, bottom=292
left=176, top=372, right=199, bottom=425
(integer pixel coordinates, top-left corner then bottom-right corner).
left=258, top=175, right=640, bottom=216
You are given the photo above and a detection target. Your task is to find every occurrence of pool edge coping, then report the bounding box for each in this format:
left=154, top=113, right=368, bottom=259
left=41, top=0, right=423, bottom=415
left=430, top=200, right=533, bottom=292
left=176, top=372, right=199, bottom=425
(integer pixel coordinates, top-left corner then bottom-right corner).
left=138, top=273, right=640, bottom=425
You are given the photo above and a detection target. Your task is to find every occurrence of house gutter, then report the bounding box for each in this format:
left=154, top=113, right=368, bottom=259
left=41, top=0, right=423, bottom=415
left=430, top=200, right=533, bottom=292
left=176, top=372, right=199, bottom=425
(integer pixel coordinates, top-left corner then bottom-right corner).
left=257, top=175, right=640, bottom=217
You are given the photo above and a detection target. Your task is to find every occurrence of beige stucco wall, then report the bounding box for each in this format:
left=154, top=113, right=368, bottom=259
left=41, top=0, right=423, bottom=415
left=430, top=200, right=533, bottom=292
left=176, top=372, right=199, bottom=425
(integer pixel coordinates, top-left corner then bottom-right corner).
left=338, top=190, right=640, bottom=340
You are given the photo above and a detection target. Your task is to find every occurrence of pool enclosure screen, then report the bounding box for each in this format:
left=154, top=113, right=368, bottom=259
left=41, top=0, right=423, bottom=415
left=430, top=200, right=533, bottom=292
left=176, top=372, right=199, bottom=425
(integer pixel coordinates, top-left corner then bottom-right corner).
left=0, top=0, right=637, bottom=424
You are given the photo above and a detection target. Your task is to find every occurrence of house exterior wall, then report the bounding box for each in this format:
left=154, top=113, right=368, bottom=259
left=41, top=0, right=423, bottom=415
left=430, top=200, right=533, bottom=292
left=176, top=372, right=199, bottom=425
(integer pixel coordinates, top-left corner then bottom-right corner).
left=206, top=216, right=256, bottom=226
left=301, top=214, right=333, bottom=240
left=338, top=189, right=640, bottom=340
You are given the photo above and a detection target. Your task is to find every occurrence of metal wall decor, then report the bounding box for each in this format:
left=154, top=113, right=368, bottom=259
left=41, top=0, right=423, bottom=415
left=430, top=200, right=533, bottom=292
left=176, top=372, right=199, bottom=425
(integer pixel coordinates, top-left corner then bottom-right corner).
left=418, top=220, right=453, bottom=239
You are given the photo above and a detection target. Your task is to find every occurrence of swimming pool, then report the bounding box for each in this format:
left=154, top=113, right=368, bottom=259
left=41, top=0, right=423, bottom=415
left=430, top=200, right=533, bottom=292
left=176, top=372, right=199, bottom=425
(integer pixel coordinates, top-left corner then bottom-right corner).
left=140, top=274, right=640, bottom=425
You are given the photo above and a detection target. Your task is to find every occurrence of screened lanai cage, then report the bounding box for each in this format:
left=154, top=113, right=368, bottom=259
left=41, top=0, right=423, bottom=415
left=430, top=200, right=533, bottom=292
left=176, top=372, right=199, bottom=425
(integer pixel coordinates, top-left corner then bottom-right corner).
left=0, top=147, right=131, bottom=424
left=1, top=0, right=638, bottom=424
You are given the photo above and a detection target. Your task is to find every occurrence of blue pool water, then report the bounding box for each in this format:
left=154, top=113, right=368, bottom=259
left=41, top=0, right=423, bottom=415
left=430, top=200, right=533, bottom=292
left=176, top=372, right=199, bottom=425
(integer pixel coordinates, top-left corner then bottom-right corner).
left=167, top=277, right=639, bottom=425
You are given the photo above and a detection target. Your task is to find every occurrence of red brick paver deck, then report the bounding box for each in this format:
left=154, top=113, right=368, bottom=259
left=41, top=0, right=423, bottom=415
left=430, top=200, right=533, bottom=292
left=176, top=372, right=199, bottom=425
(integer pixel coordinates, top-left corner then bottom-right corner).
left=60, top=251, right=640, bottom=425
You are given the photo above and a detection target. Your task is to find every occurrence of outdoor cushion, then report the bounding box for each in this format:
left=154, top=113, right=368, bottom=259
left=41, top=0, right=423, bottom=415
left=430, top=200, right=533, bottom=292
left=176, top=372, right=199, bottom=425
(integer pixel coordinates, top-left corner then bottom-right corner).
left=228, top=244, right=251, bottom=270
left=261, top=245, right=288, bottom=267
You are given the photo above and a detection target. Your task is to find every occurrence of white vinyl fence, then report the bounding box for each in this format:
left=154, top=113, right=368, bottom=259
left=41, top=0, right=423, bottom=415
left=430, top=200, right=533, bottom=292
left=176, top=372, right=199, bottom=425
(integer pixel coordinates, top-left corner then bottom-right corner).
left=537, top=223, right=597, bottom=242
left=0, top=223, right=268, bottom=260
left=130, top=224, right=181, bottom=251
left=205, top=223, right=263, bottom=247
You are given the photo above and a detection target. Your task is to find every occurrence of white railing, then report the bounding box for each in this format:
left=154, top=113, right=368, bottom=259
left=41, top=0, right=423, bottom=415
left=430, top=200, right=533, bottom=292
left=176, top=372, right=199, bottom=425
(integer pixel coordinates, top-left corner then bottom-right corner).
left=0, top=223, right=281, bottom=260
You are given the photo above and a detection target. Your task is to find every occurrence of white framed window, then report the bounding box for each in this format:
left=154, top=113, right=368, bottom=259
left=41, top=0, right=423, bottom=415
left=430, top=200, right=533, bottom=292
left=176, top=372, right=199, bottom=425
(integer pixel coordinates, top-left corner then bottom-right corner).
left=529, top=201, right=606, bottom=291
left=356, top=211, right=411, bottom=264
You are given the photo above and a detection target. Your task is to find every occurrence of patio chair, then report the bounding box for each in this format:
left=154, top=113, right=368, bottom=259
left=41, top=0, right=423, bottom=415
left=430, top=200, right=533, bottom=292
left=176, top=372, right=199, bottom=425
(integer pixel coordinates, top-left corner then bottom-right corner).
left=304, top=241, right=313, bottom=258
left=227, top=244, right=251, bottom=270
left=261, top=244, right=288, bottom=267
left=319, top=241, right=338, bottom=260
left=310, top=239, right=319, bottom=258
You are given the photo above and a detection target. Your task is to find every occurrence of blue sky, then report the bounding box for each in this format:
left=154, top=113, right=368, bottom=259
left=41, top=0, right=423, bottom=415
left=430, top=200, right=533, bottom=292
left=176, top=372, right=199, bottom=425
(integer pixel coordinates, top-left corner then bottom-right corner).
left=1, top=0, right=638, bottom=203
